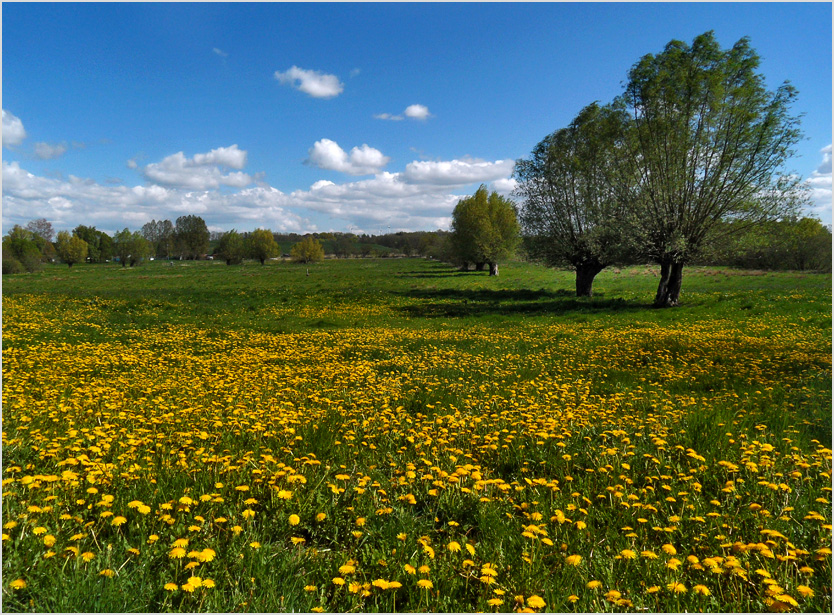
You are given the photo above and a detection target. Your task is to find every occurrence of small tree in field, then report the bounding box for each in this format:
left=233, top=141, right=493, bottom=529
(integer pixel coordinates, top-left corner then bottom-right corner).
left=55, top=230, right=88, bottom=268
left=246, top=229, right=279, bottom=265
left=450, top=185, right=520, bottom=276
left=290, top=236, right=325, bottom=264
left=217, top=229, right=246, bottom=265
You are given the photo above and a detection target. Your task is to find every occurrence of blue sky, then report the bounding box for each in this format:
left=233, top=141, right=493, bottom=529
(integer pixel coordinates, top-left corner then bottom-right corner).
left=3, top=2, right=831, bottom=235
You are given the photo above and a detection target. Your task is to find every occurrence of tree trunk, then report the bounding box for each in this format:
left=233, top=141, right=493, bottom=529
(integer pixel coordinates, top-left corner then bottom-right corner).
left=475, top=262, right=486, bottom=271
left=67, top=262, right=73, bottom=268
left=488, top=262, right=499, bottom=276
left=575, top=263, right=604, bottom=297
left=259, top=258, right=265, bottom=265
left=654, top=260, right=684, bottom=307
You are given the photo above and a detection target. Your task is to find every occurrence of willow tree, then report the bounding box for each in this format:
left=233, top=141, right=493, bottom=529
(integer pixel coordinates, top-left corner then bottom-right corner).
left=515, top=103, right=636, bottom=297
left=618, top=31, right=805, bottom=307
left=450, top=185, right=519, bottom=276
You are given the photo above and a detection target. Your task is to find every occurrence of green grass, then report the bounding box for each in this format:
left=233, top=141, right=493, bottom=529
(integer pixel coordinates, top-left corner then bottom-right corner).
left=2, top=258, right=831, bottom=613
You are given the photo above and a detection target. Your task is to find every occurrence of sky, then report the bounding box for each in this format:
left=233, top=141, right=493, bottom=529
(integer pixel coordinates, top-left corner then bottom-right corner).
left=2, top=2, right=831, bottom=235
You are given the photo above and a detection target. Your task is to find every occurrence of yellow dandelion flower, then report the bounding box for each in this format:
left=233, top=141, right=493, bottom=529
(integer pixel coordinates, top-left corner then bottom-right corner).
left=288, top=514, right=300, bottom=526
left=249, top=542, right=260, bottom=549
left=33, top=527, right=47, bottom=535
left=565, top=554, right=582, bottom=566
left=417, top=579, right=433, bottom=589
left=111, top=516, right=127, bottom=526
left=332, top=577, right=345, bottom=586
left=164, top=582, right=178, bottom=591
left=447, top=541, right=461, bottom=553
left=169, top=547, right=186, bottom=559
left=404, top=564, right=416, bottom=575
left=693, top=585, right=711, bottom=596
left=662, top=544, right=677, bottom=556
left=304, top=585, right=318, bottom=592
left=43, top=535, right=57, bottom=547
left=587, top=580, right=602, bottom=590
left=181, top=583, right=195, bottom=593
left=527, top=595, right=546, bottom=609
left=277, top=490, right=292, bottom=500
left=418, top=565, right=431, bottom=574
left=339, top=564, right=356, bottom=575
left=667, top=582, right=687, bottom=594
left=172, top=538, right=189, bottom=548
left=316, top=512, right=326, bottom=522
left=81, top=552, right=95, bottom=562
left=99, top=569, right=115, bottom=578
left=620, top=549, right=637, bottom=559
left=203, top=579, right=215, bottom=589
left=10, top=579, right=26, bottom=590
left=488, top=598, right=504, bottom=606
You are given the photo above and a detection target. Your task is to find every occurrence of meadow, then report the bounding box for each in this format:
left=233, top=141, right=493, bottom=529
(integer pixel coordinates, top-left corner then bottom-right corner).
left=1, top=258, right=831, bottom=613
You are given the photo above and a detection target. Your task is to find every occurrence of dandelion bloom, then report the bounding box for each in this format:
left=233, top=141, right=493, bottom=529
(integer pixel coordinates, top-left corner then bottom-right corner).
left=172, top=538, right=189, bottom=548
left=488, top=598, right=503, bottom=606
left=203, top=579, right=215, bottom=589
left=667, top=582, right=687, bottom=594
left=693, top=585, right=711, bottom=596
left=10, top=579, right=26, bottom=590
left=447, top=541, right=461, bottom=553
left=620, top=549, right=637, bottom=559
left=288, top=514, right=300, bottom=526
left=604, top=590, right=622, bottom=601
left=527, top=595, right=546, bottom=609
left=249, top=542, right=261, bottom=549
left=568, top=595, right=579, bottom=603
left=565, top=554, right=582, bottom=566
left=291, top=537, right=306, bottom=545
left=388, top=581, right=402, bottom=589
left=242, top=509, right=256, bottom=520
left=81, top=552, right=95, bottom=562
left=339, top=564, right=356, bottom=575
left=417, top=579, right=433, bottom=590
left=587, top=580, right=602, bottom=589
left=404, top=564, right=416, bottom=575
left=646, top=586, right=660, bottom=594
left=372, top=579, right=389, bottom=589
left=641, top=550, right=658, bottom=559
left=418, top=565, right=431, bottom=574
left=164, top=583, right=178, bottom=592
left=111, top=516, right=127, bottom=526
left=43, top=535, right=57, bottom=547
left=169, top=547, right=186, bottom=559
left=277, top=490, right=292, bottom=500
left=181, top=583, right=195, bottom=593
left=188, top=576, right=202, bottom=588
left=304, top=585, right=317, bottom=592
left=332, top=577, right=346, bottom=586
left=796, top=585, right=814, bottom=598
left=662, top=544, right=677, bottom=556
left=316, top=513, right=326, bottom=522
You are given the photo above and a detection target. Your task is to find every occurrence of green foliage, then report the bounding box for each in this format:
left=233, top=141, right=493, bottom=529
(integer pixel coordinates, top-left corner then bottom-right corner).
left=174, top=215, right=210, bottom=259
left=246, top=228, right=279, bottom=265
left=216, top=229, right=246, bottom=265
left=516, top=103, right=637, bottom=295
left=112, top=229, right=153, bottom=267
left=451, top=185, right=520, bottom=274
left=73, top=225, right=114, bottom=263
left=55, top=230, right=89, bottom=268
left=617, top=31, right=806, bottom=305
left=141, top=219, right=175, bottom=259
left=290, top=235, right=325, bottom=264
left=2, top=225, right=43, bottom=273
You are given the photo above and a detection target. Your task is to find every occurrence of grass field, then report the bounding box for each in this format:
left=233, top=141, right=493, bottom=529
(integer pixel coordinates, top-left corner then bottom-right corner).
left=2, top=258, right=831, bottom=612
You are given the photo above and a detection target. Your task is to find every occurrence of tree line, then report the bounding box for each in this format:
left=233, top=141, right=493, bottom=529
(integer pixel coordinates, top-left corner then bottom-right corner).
left=3, top=33, right=830, bottom=305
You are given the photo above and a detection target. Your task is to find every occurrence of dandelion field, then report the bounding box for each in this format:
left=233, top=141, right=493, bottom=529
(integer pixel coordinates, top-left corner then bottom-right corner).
left=2, top=259, right=831, bottom=612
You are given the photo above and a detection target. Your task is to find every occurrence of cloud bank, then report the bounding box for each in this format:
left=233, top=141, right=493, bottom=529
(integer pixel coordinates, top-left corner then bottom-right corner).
left=806, top=144, right=832, bottom=219
left=306, top=139, right=390, bottom=176
left=375, top=104, right=432, bottom=121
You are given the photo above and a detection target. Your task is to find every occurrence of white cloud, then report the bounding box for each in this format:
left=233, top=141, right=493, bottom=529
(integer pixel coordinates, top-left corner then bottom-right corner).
left=141, top=145, right=252, bottom=190
left=306, top=139, right=390, bottom=176
left=491, top=177, right=518, bottom=195
left=2, top=160, right=308, bottom=234
left=402, top=158, right=515, bottom=186
left=213, top=47, right=228, bottom=58
left=806, top=144, right=832, bottom=221
left=2, top=110, right=27, bottom=147
left=274, top=66, right=344, bottom=99
left=404, top=104, right=431, bottom=120
left=375, top=104, right=432, bottom=122
left=34, top=141, right=68, bottom=160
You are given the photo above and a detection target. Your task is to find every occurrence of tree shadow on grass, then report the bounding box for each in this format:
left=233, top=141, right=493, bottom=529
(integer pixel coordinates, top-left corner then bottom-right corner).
left=394, top=287, right=649, bottom=318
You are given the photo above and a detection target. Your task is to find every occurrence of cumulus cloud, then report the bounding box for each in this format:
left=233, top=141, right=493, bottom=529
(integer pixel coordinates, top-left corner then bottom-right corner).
left=306, top=139, right=390, bottom=176
left=141, top=145, right=252, bottom=190
left=806, top=144, right=832, bottom=219
left=375, top=103, right=432, bottom=121
left=274, top=66, right=344, bottom=99
left=402, top=158, right=515, bottom=186
left=404, top=104, right=431, bottom=120
left=2, top=109, right=27, bottom=147
left=34, top=141, right=69, bottom=160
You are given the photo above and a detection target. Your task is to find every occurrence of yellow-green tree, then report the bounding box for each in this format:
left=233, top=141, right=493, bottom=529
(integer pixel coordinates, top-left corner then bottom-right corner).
left=246, top=229, right=279, bottom=265
left=290, top=235, right=325, bottom=264
left=55, top=230, right=89, bottom=268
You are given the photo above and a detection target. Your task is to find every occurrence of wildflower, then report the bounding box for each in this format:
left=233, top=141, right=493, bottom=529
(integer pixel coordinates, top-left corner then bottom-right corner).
left=568, top=595, right=579, bottom=603
left=418, top=565, right=431, bottom=574
left=169, top=547, right=186, bottom=559
left=339, top=564, right=356, bottom=575
left=99, top=569, right=115, bottom=578
left=111, top=516, right=127, bottom=526
left=316, top=512, right=326, bottom=522
left=81, top=552, right=95, bottom=562
left=620, top=549, right=637, bottom=559
left=203, top=579, right=215, bottom=589
left=33, top=526, right=47, bottom=535
left=667, top=582, right=687, bottom=593
left=417, top=579, right=433, bottom=589
left=662, top=544, right=677, bottom=555
left=447, top=541, right=461, bottom=553
left=646, top=586, right=660, bottom=594
left=604, top=590, right=622, bottom=601
left=148, top=535, right=159, bottom=544
left=587, top=580, right=602, bottom=589
left=43, top=535, right=57, bottom=547
left=249, top=541, right=260, bottom=549
left=277, top=489, right=292, bottom=499
left=527, top=595, right=546, bottom=609
left=181, top=583, right=195, bottom=593
left=241, top=509, right=256, bottom=520
left=188, top=576, right=202, bottom=588
left=172, top=538, right=189, bottom=548
left=488, top=598, right=504, bottom=606
left=565, top=554, right=582, bottom=566
left=164, top=583, right=178, bottom=592
left=332, top=577, right=345, bottom=586
left=693, top=585, right=711, bottom=596
left=641, top=550, right=658, bottom=559
left=304, top=585, right=318, bottom=592
left=404, top=564, right=416, bottom=575
left=291, top=537, right=306, bottom=545
left=372, top=579, right=389, bottom=589
left=288, top=514, right=300, bottom=526
left=10, top=579, right=26, bottom=590
left=796, top=585, right=814, bottom=598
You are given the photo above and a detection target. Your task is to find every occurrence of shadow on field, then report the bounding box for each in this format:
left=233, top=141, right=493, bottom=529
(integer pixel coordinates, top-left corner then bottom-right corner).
left=395, top=287, right=647, bottom=318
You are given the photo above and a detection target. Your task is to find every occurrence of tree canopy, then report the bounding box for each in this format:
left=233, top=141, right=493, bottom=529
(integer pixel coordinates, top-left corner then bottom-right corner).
left=290, top=235, right=325, bottom=264
left=515, top=102, right=636, bottom=296
left=451, top=185, right=520, bottom=276
left=617, top=31, right=806, bottom=306
left=247, top=229, right=279, bottom=265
